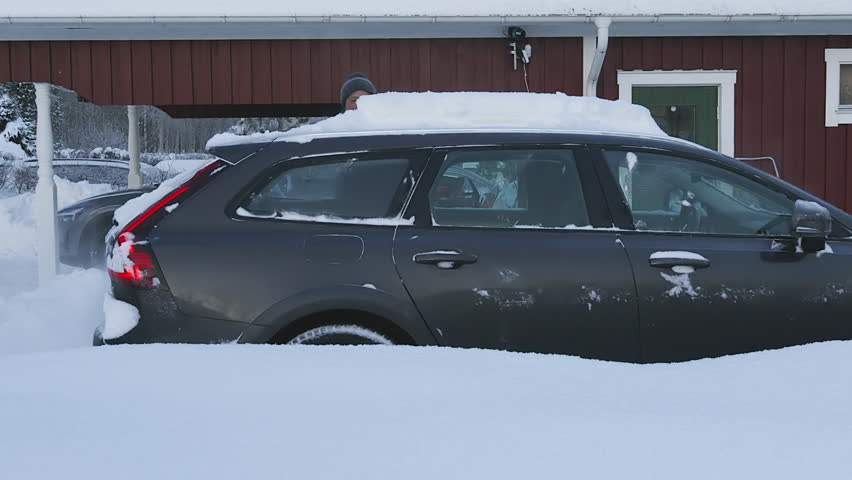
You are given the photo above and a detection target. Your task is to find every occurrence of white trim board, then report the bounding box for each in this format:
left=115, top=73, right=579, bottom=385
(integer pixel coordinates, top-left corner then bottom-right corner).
left=825, top=48, right=852, bottom=127
left=617, top=70, right=737, bottom=157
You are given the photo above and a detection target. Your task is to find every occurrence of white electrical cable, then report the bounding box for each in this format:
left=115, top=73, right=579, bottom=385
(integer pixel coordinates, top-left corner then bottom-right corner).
left=522, top=62, right=530, bottom=92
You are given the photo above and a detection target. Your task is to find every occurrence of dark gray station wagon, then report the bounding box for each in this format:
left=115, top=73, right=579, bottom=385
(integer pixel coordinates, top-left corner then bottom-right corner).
left=101, top=129, right=852, bottom=363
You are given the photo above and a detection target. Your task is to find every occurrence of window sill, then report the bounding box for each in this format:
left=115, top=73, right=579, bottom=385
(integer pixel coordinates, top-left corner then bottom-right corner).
left=827, top=108, right=852, bottom=126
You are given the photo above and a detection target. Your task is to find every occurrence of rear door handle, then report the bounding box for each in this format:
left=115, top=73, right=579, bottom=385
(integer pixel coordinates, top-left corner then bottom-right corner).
left=413, top=251, right=478, bottom=268
left=649, top=251, right=710, bottom=269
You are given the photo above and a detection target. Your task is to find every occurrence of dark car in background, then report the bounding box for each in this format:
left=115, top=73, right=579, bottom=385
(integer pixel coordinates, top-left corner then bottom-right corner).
left=59, top=187, right=154, bottom=267
left=23, top=158, right=160, bottom=188
left=100, top=129, right=852, bottom=363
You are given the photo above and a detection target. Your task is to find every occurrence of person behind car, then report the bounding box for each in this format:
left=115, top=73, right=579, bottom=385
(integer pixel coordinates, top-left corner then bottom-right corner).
left=340, top=72, right=377, bottom=111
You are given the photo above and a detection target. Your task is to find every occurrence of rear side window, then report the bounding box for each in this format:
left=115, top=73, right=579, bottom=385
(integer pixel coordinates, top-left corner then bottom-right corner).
left=429, top=148, right=589, bottom=228
left=240, top=156, right=414, bottom=220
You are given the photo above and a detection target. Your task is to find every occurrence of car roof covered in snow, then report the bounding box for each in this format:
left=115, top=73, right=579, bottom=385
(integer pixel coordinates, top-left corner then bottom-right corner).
left=209, top=92, right=674, bottom=147
left=206, top=92, right=722, bottom=163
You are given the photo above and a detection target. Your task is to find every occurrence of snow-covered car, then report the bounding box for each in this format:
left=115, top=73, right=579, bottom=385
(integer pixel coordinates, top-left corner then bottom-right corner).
left=23, top=157, right=160, bottom=188
left=58, top=187, right=154, bottom=267
left=98, top=92, right=852, bottom=362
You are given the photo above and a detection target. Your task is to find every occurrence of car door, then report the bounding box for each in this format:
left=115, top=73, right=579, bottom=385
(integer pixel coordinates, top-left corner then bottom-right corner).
left=596, top=146, right=852, bottom=362
left=393, top=146, right=640, bottom=361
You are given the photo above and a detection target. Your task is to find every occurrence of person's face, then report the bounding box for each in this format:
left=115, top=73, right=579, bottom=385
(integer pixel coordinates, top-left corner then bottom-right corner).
left=345, top=90, right=370, bottom=110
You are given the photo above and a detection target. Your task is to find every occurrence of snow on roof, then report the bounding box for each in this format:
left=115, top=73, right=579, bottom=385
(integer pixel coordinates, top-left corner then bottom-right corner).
left=4, top=1, right=851, bottom=18
left=206, top=92, right=668, bottom=150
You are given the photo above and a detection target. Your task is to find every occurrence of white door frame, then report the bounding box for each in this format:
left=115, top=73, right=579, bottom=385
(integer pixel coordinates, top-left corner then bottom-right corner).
left=617, top=70, right=737, bottom=157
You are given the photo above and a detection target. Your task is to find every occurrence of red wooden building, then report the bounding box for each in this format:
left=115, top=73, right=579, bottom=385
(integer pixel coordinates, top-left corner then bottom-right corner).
left=2, top=3, right=852, bottom=208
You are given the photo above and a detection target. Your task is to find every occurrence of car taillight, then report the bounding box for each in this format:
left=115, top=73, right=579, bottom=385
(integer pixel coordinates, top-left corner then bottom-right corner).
left=109, top=241, right=160, bottom=288
left=108, top=160, right=226, bottom=288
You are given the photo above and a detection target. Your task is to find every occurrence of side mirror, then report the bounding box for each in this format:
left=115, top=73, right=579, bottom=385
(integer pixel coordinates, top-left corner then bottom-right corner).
left=792, top=200, right=831, bottom=252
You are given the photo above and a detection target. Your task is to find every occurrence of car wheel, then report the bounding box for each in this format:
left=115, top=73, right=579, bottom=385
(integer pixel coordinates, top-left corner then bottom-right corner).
left=287, top=324, right=394, bottom=346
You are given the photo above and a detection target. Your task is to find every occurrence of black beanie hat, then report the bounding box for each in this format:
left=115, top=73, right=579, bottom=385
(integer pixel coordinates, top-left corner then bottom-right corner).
left=340, top=72, right=377, bottom=108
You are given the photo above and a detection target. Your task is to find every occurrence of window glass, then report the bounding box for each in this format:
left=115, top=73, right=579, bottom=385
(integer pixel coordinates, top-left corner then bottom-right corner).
left=604, top=150, right=795, bottom=236
left=841, top=64, right=852, bottom=106
left=429, top=149, right=589, bottom=228
left=241, top=156, right=412, bottom=219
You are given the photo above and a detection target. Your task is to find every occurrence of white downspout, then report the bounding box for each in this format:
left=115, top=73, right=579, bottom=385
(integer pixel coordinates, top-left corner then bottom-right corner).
left=34, top=82, right=57, bottom=283
left=585, top=17, right=612, bottom=98
left=127, top=105, right=141, bottom=189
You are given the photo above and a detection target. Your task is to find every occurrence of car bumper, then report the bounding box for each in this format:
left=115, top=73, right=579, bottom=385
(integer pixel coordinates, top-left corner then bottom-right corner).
left=95, top=281, right=256, bottom=345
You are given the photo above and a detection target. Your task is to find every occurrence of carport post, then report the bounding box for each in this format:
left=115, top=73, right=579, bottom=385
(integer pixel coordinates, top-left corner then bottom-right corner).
left=127, top=105, right=141, bottom=189
left=34, top=82, right=58, bottom=283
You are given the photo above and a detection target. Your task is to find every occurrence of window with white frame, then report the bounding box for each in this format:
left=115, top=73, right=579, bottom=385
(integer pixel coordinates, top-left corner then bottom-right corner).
left=825, top=49, right=852, bottom=127
left=617, top=70, right=737, bottom=157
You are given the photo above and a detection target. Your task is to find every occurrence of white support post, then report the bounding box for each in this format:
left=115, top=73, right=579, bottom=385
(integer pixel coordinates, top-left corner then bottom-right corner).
left=127, top=105, right=141, bottom=189
left=34, top=82, right=57, bottom=283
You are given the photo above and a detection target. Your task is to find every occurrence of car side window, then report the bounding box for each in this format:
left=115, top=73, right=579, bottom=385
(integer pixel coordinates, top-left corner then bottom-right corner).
left=429, top=149, right=589, bottom=228
left=240, top=155, right=414, bottom=220
left=603, top=149, right=796, bottom=236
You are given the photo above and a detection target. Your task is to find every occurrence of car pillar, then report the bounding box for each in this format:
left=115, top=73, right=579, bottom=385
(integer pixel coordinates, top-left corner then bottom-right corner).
left=34, top=82, right=58, bottom=283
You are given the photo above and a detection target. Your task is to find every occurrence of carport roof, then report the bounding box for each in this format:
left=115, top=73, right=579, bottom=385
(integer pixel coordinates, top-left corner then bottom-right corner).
left=3, top=1, right=852, bottom=40
left=4, top=0, right=851, bottom=17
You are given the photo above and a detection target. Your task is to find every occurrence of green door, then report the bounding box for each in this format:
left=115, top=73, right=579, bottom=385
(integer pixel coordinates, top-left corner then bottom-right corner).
left=632, top=86, right=718, bottom=150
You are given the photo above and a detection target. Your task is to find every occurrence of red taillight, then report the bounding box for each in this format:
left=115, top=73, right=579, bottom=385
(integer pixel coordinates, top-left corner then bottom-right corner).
left=109, top=242, right=159, bottom=288
left=108, top=160, right=225, bottom=288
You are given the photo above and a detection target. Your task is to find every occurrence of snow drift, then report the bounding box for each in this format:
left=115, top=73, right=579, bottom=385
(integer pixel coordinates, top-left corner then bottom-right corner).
left=0, top=342, right=850, bottom=479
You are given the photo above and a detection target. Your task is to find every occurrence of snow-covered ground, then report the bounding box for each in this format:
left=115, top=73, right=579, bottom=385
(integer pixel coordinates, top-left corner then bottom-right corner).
left=0, top=177, right=111, bottom=355
left=2, top=175, right=851, bottom=479
left=1, top=343, right=852, bottom=479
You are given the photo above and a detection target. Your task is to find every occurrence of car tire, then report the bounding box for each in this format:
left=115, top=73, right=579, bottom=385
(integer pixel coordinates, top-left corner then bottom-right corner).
left=287, top=324, right=394, bottom=346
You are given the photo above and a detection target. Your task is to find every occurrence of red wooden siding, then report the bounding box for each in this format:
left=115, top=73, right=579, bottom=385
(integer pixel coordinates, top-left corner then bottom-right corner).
left=600, top=36, right=852, bottom=210
left=0, top=38, right=583, bottom=106
left=2, top=36, right=850, bottom=209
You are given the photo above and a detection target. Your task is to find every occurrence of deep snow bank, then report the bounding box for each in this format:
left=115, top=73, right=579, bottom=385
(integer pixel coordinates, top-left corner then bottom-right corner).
left=0, top=179, right=113, bottom=353
left=0, top=343, right=850, bottom=479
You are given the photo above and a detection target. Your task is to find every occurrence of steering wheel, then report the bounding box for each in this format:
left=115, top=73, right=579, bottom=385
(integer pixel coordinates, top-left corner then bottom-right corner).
left=674, top=201, right=702, bottom=232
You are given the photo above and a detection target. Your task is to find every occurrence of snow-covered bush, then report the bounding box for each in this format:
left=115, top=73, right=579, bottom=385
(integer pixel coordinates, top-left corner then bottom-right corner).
left=12, top=166, right=36, bottom=193
left=145, top=168, right=174, bottom=185
left=228, top=117, right=312, bottom=135
left=0, top=90, right=34, bottom=157
left=0, top=160, right=10, bottom=190
left=56, top=148, right=87, bottom=159
left=89, top=147, right=129, bottom=160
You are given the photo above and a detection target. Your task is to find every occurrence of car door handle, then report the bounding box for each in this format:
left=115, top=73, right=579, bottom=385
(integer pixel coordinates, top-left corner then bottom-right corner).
left=413, top=251, right=478, bottom=268
left=649, top=251, right=710, bottom=269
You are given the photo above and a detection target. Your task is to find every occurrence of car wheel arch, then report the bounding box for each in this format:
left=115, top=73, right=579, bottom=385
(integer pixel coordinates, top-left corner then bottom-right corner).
left=240, top=285, right=438, bottom=346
